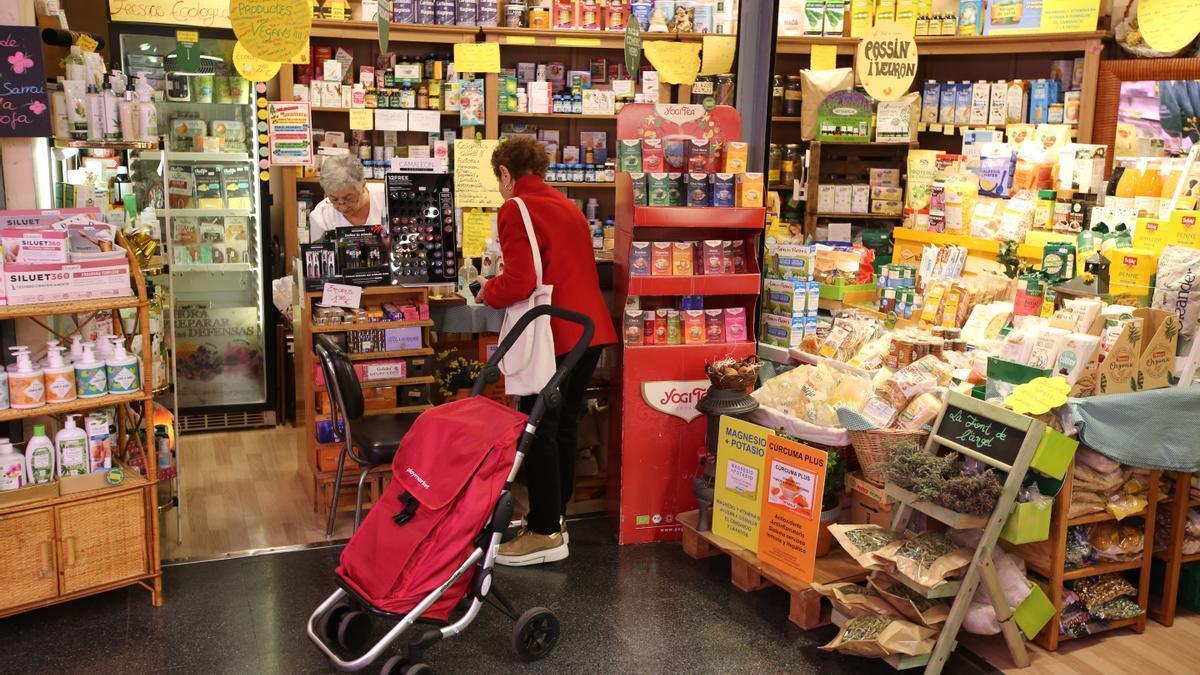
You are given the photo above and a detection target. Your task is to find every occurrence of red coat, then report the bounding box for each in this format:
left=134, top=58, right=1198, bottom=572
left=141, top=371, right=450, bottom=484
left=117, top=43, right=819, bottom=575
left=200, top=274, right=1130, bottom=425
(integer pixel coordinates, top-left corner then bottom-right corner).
left=482, top=175, right=617, bottom=356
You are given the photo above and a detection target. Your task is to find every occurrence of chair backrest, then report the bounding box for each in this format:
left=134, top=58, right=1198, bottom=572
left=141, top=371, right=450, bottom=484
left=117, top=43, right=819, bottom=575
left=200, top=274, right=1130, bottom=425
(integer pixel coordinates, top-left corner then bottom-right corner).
left=315, top=334, right=364, bottom=421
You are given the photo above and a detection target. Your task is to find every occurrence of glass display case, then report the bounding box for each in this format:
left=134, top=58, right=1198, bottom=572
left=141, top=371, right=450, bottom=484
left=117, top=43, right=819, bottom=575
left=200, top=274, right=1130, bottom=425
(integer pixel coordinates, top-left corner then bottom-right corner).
left=118, top=32, right=273, bottom=420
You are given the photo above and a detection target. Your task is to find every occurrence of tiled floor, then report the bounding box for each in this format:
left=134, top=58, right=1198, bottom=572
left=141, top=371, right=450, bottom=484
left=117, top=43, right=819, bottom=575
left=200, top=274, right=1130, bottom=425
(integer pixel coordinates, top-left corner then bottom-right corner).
left=0, top=517, right=995, bottom=674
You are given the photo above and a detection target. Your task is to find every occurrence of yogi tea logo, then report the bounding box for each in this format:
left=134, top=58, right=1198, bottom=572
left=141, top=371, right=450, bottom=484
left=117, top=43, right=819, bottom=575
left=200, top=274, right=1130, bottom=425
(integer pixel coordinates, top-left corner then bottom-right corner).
left=856, top=21, right=918, bottom=102
left=642, top=380, right=709, bottom=422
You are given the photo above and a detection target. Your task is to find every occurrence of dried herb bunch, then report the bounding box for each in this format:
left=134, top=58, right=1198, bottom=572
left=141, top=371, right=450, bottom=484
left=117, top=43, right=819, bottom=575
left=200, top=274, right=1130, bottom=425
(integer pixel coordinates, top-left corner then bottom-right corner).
left=893, top=532, right=960, bottom=574
left=886, top=442, right=954, bottom=502
left=934, top=470, right=1004, bottom=516
left=841, top=615, right=893, bottom=641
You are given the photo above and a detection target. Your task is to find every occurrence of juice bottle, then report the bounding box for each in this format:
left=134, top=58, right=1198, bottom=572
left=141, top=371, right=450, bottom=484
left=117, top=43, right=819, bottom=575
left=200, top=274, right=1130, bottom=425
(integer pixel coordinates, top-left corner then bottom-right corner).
left=1114, top=162, right=1140, bottom=200
left=1134, top=159, right=1163, bottom=219
left=1159, top=158, right=1183, bottom=217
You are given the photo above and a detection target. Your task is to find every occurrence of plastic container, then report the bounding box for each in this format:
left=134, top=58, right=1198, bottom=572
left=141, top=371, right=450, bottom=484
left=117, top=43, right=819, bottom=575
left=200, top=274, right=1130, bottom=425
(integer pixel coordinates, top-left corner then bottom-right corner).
left=56, top=415, right=89, bottom=477
left=25, top=425, right=55, bottom=485
left=74, top=342, right=107, bottom=398
left=0, top=443, right=26, bottom=491
left=8, top=347, right=44, bottom=410
left=43, top=343, right=77, bottom=404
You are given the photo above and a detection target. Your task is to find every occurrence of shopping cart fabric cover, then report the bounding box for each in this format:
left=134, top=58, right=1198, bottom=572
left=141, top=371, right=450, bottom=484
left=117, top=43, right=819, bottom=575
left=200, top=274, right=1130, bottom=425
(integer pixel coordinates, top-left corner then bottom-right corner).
left=1066, top=386, right=1200, bottom=472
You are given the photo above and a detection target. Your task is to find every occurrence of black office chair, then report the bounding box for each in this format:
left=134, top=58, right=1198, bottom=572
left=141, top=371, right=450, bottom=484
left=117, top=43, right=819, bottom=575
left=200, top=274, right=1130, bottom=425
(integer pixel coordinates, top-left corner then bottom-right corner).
left=315, top=334, right=419, bottom=537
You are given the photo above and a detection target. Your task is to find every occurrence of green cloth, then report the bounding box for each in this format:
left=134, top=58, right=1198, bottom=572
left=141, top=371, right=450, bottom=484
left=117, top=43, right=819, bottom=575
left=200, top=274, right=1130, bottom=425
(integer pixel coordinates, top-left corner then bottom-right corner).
left=1067, top=387, right=1200, bottom=471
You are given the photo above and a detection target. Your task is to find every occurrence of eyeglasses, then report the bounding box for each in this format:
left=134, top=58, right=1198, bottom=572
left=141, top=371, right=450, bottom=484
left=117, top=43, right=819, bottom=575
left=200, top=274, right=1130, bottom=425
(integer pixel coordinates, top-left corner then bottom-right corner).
left=327, top=191, right=361, bottom=207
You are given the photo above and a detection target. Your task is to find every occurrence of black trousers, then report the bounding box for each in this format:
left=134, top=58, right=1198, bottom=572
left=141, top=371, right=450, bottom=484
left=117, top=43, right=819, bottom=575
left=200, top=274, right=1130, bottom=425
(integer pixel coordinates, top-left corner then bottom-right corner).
left=518, top=346, right=603, bottom=535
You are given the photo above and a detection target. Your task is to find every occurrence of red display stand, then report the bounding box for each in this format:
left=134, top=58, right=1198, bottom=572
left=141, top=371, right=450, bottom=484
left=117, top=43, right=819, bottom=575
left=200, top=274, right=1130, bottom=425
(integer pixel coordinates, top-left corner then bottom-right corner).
left=608, top=104, right=765, bottom=544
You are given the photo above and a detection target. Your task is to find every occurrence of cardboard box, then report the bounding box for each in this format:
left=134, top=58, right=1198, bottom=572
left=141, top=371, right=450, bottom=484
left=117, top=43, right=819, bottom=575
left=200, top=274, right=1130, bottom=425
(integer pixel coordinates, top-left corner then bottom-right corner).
left=847, top=472, right=895, bottom=527
left=870, top=168, right=901, bottom=187
left=870, top=185, right=904, bottom=201
left=851, top=184, right=870, bottom=214
left=871, top=199, right=903, bottom=216
left=1093, top=307, right=1180, bottom=394
left=817, top=184, right=836, bottom=212
left=763, top=277, right=814, bottom=316
left=833, top=185, right=853, bottom=213
left=1168, top=210, right=1200, bottom=249
left=3, top=251, right=131, bottom=306
left=761, top=312, right=805, bottom=348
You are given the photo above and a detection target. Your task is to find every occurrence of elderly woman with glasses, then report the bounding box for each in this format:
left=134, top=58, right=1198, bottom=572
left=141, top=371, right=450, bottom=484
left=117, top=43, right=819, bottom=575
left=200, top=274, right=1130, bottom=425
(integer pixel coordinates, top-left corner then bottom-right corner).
left=309, top=153, right=388, bottom=241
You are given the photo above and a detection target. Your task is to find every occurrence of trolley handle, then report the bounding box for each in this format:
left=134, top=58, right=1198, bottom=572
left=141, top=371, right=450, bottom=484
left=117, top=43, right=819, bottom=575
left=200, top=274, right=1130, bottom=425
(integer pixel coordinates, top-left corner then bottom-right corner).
left=471, top=305, right=595, bottom=402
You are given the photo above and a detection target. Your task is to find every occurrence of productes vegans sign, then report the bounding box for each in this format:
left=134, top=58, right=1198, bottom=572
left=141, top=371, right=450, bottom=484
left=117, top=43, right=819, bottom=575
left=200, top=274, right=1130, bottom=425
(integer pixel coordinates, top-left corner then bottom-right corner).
left=855, top=21, right=918, bottom=102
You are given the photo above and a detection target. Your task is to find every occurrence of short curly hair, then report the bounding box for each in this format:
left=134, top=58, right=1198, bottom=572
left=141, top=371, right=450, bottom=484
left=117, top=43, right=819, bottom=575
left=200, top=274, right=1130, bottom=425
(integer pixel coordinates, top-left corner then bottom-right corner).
left=491, top=135, right=549, bottom=179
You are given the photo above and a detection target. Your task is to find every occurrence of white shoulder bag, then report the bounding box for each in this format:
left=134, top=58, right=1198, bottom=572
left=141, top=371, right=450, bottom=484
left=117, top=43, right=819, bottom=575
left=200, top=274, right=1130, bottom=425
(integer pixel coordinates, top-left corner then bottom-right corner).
left=497, top=197, right=557, bottom=396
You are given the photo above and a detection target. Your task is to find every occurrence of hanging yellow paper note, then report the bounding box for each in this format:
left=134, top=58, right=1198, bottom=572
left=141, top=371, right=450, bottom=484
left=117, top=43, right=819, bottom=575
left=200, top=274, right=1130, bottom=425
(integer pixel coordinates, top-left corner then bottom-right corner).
left=230, top=0, right=312, bottom=63
left=1004, top=377, right=1071, bottom=416
left=454, top=139, right=504, bottom=208
left=349, top=108, right=374, bottom=130
left=810, top=44, right=838, bottom=72
left=233, top=42, right=282, bottom=82
left=642, top=41, right=702, bottom=85
left=461, top=210, right=491, bottom=258
left=699, top=35, right=736, bottom=76
left=76, top=35, right=99, bottom=53
left=1138, top=0, right=1200, bottom=53
left=453, top=43, right=501, bottom=74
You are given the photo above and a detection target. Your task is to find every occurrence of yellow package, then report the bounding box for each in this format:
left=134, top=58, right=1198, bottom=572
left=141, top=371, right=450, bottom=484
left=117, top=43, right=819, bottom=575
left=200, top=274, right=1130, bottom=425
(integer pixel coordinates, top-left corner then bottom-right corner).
left=1134, top=216, right=1170, bottom=252
left=1167, top=210, right=1200, bottom=248
left=1104, top=247, right=1159, bottom=307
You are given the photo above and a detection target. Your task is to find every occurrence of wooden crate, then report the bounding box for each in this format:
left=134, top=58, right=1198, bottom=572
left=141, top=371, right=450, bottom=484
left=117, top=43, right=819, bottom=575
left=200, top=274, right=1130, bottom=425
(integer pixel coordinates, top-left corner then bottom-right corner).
left=678, top=510, right=865, bottom=630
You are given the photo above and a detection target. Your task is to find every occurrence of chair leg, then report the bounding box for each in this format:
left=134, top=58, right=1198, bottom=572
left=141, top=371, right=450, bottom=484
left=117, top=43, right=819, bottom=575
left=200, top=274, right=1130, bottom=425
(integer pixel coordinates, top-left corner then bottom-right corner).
left=326, top=449, right=349, bottom=538
left=354, top=465, right=375, bottom=532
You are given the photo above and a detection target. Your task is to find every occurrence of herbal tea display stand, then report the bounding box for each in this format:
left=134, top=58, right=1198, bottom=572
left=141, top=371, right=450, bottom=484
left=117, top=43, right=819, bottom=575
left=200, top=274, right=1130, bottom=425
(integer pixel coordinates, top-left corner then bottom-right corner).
left=868, top=391, right=1047, bottom=674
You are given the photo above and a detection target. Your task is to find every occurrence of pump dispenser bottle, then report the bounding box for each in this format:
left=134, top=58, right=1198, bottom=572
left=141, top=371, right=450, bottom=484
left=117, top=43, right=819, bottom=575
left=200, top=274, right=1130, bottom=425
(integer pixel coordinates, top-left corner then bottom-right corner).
left=43, top=343, right=77, bottom=404
left=25, top=425, right=55, bottom=484
left=106, top=337, right=140, bottom=395
left=74, top=343, right=107, bottom=398
left=8, top=347, right=45, bottom=409
left=56, top=416, right=88, bottom=477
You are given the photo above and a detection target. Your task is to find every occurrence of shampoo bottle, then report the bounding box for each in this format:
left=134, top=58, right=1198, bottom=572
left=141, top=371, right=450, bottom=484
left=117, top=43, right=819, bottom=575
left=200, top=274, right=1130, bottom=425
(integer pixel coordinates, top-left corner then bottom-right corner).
left=85, top=83, right=104, bottom=141
left=0, top=443, right=26, bottom=491
left=8, top=347, right=45, bottom=410
left=56, top=416, right=89, bottom=477
left=102, top=75, right=120, bottom=142
left=64, top=45, right=86, bottom=82
left=106, top=337, right=140, bottom=395
left=43, top=344, right=77, bottom=404
left=136, top=77, right=158, bottom=143
left=74, top=343, right=107, bottom=398
left=119, top=77, right=138, bottom=142
left=85, top=415, right=111, bottom=472
left=25, top=425, right=55, bottom=485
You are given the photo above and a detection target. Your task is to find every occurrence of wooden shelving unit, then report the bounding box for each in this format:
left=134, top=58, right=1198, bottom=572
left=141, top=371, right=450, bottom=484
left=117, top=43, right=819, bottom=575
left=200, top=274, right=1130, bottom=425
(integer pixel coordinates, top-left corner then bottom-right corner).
left=0, top=241, right=161, bottom=618
left=1015, top=465, right=1160, bottom=651
left=1150, top=472, right=1200, bottom=626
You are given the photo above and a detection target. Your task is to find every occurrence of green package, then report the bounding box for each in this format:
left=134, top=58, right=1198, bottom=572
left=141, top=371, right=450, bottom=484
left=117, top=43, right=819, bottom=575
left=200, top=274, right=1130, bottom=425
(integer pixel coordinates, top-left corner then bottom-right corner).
left=804, top=0, right=826, bottom=35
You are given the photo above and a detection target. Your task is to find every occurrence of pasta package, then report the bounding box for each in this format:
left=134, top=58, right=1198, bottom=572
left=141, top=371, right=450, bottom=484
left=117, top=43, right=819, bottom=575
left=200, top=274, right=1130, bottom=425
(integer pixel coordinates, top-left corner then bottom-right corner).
left=894, top=392, right=942, bottom=430
left=821, top=616, right=938, bottom=658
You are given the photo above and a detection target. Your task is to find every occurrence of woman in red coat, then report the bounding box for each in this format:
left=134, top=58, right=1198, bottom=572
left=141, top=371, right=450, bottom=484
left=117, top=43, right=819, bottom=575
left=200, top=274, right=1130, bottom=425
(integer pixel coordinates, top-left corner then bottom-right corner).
left=479, top=136, right=617, bottom=566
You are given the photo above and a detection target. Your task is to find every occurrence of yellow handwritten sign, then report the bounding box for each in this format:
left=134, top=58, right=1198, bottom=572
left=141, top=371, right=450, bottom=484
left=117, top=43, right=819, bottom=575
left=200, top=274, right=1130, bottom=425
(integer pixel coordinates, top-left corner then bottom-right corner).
left=349, top=108, right=374, bottom=130
left=642, top=41, right=702, bottom=85
left=110, top=0, right=232, bottom=28
left=699, top=35, right=736, bottom=76
left=290, top=40, right=310, bottom=65
left=233, top=42, right=281, bottom=82
left=1004, top=377, right=1071, bottom=416
left=810, top=44, right=838, bottom=72
left=1138, top=0, right=1200, bottom=53
left=176, top=30, right=199, bottom=44
left=454, top=140, right=504, bottom=208
left=452, top=43, right=501, bottom=74
left=461, top=210, right=491, bottom=258
left=75, top=35, right=99, bottom=53
left=555, top=37, right=601, bottom=47
left=230, top=0, right=312, bottom=63
left=856, top=21, right=918, bottom=102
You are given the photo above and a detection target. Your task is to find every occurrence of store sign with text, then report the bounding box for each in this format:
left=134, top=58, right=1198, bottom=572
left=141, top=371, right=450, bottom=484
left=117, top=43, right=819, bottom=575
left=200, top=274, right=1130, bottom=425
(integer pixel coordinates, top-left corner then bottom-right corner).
left=640, top=379, right=709, bottom=422
left=110, top=0, right=232, bottom=28
left=0, top=26, right=52, bottom=138
left=757, top=434, right=826, bottom=583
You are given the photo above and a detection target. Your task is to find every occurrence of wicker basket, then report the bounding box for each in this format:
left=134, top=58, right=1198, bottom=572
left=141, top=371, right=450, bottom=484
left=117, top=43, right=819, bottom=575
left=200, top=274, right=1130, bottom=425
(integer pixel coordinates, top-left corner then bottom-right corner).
left=849, top=427, right=930, bottom=486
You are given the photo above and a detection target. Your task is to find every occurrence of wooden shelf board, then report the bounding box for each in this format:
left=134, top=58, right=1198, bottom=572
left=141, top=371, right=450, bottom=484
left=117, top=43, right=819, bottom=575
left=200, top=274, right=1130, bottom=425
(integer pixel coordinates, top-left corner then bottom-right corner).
left=0, top=296, right=144, bottom=320
left=310, top=19, right=479, bottom=43
left=482, top=26, right=679, bottom=49
left=1057, top=616, right=1140, bottom=642
left=1181, top=552, right=1200, bottom=564
left=885, top=484, right=991, bottom=529
left=777, top=31, right=1106, bottom=56
left=346, top=348, right=435, bottom=361
left=1062, top=558, right=1144, bottom=581
left=316, top=376, right=436, bottom=392
left=1067, top=507, right=1147, bottom=526
left=811, top=212, right=903, bottom=220
left=0, top=391, right=151, bottom=424
left=548, top=182, right=616, bottom=189
left=830, top=609, right=932, bottom=670
left=305, top=285, right=431, bottom=298
left=311, top=319, right=434, bottom=333
left=0, top=463, right=151, bottom=516
left=498, top=111, right=616, bottom=120
left=771, top=116, right=804, bottom=123
left=310, top=106, right=459, bottom=115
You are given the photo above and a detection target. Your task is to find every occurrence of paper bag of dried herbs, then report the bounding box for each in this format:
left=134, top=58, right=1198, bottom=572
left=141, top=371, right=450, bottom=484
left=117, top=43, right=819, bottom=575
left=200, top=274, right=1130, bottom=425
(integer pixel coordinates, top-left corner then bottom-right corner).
left=820, top=615, right=938, bottom=659
left=875, top=532, right=973, bottom=590
left=868, top=575, right=952, bottom=627
left=829, top=524, right=901, bottom=571
left=811, top=582, right=905, bottom=620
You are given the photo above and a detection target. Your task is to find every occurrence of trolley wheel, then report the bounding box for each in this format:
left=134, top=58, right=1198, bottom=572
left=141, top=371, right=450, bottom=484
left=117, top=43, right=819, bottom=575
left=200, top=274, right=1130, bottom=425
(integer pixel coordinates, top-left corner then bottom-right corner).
left=511, top=607, right=560, bottom=662
left=336, top=609, right=372, bottom=655
left=402, top=664, right=432, bottom=675
left=317, top=603, right=353, bottom=646
left=380, top=655, right=407, bottom=675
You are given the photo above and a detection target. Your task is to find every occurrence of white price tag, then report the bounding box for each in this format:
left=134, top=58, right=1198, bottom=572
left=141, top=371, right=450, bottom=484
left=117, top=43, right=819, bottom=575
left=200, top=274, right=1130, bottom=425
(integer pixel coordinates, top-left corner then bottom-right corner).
left=375, top=109, right=409, bottom=131
left=322, top=282, right=362, bottom=309
left=408, top=110, right=441, bottom=133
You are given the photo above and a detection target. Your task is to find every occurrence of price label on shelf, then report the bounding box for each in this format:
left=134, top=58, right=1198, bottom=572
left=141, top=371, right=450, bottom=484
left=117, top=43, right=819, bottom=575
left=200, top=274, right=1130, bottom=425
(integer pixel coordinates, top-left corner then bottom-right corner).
left=322, top=282, right=362, bottom=309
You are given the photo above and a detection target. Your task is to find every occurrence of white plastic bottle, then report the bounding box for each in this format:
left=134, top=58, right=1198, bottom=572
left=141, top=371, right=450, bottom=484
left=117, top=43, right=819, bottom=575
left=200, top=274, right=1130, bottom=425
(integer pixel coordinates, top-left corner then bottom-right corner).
left=43, top=344, right=77, bottom=404
left=74, top=342, right=107, bottom=398
left=106, top=337, right=140, bottom=395
left=25, top=425, right=55, bottom=485
left=119, top=76, right=137, bottom=142
left=8, top=347, right=45, bottom=410
left=85, top=83, right=104, bottom=141
left=56, top=416, right=89, bottom=477
left=0, top=442, right=25, bottom=491
left=136, top=77, right=158, bottom=143
left=102, top=75, right=120, bottom=142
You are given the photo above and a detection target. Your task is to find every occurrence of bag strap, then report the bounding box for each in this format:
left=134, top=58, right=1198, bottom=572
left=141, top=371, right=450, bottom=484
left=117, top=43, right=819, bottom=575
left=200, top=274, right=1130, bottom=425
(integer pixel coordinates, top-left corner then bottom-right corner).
left=511, top=197, right=544, bottom=287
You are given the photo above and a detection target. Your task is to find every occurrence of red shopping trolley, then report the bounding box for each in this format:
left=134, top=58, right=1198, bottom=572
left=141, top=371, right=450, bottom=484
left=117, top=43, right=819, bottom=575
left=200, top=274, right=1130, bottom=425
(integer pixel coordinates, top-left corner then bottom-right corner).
left=307, top=305, right=594, bottom=673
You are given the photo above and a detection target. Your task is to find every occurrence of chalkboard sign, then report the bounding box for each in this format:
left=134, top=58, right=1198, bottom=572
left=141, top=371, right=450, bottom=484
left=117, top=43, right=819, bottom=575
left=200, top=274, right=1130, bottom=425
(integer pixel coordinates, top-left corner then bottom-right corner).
left=934, top=399, right=1027, bottom=468
left=0, top=26, right=52, bottom=138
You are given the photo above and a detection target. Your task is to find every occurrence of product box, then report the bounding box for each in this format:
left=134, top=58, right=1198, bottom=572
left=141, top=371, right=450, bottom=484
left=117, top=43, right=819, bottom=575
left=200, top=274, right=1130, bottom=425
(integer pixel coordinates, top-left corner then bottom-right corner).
left=817, top=184, right=836, bottom=212
left=651, top=241, right=673, bottom=275
left=970, top=81, right=990, bottom=125
left=851, top=184, right=870, bottom=214
left=871, top=199, right=904, bottom=216
left=767, top=243, right=816, bottom=280
left=384, top=326, right=423, bottom=351
left=1028, top=79, right=1050, bottom=125
left=737, top=172, right=764, bottom=207
left=847, top=472, right=895, bottom=526
left=870, top=186, right=904, bottom=201
left=833, top=185, right=853, bottom=213
left=672, top=241, right=694, bottom=275
left=921, top=80, right=940, bottom=123
left=1093, top=308, right=1180, bottom=395
left=0, top=228, right=69, bottom=263
left=870, top=168, right=901, bottom=187
left=761, top=312, right=805, bottom=348
left=763, top=277, right=813, bottom=316
left=954, top=81, right=972, bottom=126
left=1168, top=210, right=1200, bottom=248
left=938, top=82, right=957, bottom=125
left=989, top=81, right=1008, bottom=126
left=3, top=249, right=131, bottom=306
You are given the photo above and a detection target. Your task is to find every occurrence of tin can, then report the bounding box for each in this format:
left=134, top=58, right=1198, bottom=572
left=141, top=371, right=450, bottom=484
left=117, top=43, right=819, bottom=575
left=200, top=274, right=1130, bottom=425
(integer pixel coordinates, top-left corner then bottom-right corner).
left=504, top=0, right=527, bottom=26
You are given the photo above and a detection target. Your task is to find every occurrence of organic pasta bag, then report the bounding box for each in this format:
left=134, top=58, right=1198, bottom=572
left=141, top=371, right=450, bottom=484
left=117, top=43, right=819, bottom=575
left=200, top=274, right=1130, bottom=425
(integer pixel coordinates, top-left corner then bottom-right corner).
left=811, top=582, right=905, bottom=620
left=800, top=68, right=853, bottom=140
left=869, top=575, right=952, bottom=627
left=875, top=532, right=973, bottom=589
left=969, top=197, right=1003, bottom=239
left=821, top=615, right=938, bottom=658
left=829, top=524, right=900, bottom=571
left=1152, top=245, right=1200, bottom=342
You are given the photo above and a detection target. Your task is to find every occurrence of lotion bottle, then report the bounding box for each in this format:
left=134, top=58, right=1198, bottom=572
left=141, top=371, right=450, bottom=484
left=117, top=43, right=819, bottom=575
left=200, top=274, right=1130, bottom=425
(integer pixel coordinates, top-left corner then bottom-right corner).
left=0, top=368, right=8, bottom=410
left=136, top=77, right=158, bottom=143
left=85, top=83, right=104, bottom=141
left=0, top=443, right=26, bottom=491
left=8, top=347, right=45, bottom=410
left=74, top=342, right=107, bottom=398
left=43, top=344, right=77, bottom=404
left=119, top=76, right=138, bottom=142
left=106, top=337, right=140, bottom=395
left=102, top=75, right=120, bottom=142
left=25, top=425, right=55, bottom=484
left=56, top=416, right=88, bottom=477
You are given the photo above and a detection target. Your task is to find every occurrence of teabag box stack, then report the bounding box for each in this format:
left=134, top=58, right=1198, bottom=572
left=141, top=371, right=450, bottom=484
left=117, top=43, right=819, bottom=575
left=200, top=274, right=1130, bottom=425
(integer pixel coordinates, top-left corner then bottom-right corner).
left=761, top=243, right=818, bottom=349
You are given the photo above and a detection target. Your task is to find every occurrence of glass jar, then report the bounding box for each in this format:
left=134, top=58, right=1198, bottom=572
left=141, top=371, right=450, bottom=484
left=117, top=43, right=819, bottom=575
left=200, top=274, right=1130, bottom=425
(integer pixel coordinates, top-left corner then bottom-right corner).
left=784, top=75, right=803, bottom=118
left=771, top=75, right=784, bottom=116
left=572, top=164, right=585, bottom=182
left=715, top=73, right=735, bottom=106
left=782, top=144, right=802, bottom=185
left=691, top=75, right=715, bottom=104
left=767, top=144, right=782, bottom=185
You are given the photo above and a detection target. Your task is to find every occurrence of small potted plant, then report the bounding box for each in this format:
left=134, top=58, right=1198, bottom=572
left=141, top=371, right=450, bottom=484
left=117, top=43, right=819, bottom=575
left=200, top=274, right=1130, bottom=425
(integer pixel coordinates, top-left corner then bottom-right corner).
left=815, top=448, right=846, bottom=557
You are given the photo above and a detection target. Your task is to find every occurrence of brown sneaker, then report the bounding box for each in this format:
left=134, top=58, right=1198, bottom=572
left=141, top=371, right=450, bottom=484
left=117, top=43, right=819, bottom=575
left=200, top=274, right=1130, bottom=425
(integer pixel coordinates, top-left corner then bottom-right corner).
left=496, top=528, right=568, bottom=567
